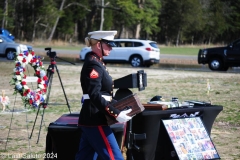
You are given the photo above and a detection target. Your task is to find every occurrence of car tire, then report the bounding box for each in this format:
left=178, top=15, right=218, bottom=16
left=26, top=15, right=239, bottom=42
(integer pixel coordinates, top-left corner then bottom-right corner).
left=130, top=56, right=142, bottom=67
left=208, top=58, right=226, bottom=71
left=6, top=50, right=15, bottom=60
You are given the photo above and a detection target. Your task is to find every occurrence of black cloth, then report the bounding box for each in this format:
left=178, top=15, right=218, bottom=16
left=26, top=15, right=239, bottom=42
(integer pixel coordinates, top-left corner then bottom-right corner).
left=78, top=52, right=120, bottom=126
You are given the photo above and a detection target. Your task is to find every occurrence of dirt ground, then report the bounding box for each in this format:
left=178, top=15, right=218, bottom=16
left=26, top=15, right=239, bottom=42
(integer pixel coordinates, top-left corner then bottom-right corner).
left=0, top=59, right=240, bottom=160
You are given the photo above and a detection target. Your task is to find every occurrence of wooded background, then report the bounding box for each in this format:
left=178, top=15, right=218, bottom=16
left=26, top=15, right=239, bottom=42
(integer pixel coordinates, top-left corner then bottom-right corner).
left=1, top=0, right=240, bottom=45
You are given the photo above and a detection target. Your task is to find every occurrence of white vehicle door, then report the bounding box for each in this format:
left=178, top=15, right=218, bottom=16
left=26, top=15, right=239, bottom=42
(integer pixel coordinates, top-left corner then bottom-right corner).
left=112, top=41, right=133, bottom=61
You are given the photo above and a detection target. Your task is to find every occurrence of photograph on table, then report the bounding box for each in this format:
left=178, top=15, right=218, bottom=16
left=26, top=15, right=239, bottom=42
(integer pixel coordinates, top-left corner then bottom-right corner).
left=162, top=117, right=220, bottom=160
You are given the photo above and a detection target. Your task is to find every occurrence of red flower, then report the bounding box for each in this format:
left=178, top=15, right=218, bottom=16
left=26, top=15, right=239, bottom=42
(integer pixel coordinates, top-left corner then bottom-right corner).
left=36, top=70, right=40, bottom=75
left=19, top=53, right=23, bottom=56
left=22, top=58, right=27, bottom=63
left=23, top=89, right=30, bottom=96
left=37, top=78, right=42, bottom=83
left=21, top=81, right=27, bottom=85
left=31, top=51, right=35, bottom=55
left=43, top=84, right=47, bottom=88
left=29, top=99, right=33, bottom=104
left=23, top=93, right=27, bottom=96
left=23, top=75, right=27, bottom=79
left=30, top=59, right=36, bottom=64
left=43, top=89, right=47, bottom=93
left=34, top=94, right=40, bottom=101
left=39, top=61, right=43, bottom=66
left=16, top=71, right=20, bottom=75
left=16, top=63, right=20, bottom=67
left=43, top=76, right=48, bottom=81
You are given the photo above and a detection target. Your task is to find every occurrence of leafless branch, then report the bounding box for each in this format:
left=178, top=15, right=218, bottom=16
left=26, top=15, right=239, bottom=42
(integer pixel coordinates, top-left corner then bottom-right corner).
left=63, top=2, right=91, bottom=11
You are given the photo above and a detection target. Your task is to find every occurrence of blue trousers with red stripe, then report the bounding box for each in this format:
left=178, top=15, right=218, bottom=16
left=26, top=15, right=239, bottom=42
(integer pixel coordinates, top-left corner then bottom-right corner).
left=75, top=126, right=124, bottom=160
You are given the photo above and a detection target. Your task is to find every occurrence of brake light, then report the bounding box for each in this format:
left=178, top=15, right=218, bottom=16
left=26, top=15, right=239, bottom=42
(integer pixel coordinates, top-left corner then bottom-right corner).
left=145, top=47, right=153, bottom=51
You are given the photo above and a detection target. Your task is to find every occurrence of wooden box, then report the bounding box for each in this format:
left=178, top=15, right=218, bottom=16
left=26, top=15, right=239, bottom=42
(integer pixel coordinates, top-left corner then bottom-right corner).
left=106, top=93, right=145, bottom=125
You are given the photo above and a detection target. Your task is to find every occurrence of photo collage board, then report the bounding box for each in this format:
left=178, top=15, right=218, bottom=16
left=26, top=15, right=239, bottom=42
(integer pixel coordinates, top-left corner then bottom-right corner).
left=162, top=117, right=220, bottom=160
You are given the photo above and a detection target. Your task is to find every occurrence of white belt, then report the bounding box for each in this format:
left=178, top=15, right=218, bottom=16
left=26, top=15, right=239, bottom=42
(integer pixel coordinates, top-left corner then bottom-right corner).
left=82, top=94, right=112, bottom=102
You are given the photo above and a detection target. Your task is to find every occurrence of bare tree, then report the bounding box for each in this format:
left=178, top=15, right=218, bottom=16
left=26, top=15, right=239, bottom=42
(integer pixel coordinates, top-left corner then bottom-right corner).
left=2, top=0, right=8, bottom=28
left=47, top=0, right=66, bottom=42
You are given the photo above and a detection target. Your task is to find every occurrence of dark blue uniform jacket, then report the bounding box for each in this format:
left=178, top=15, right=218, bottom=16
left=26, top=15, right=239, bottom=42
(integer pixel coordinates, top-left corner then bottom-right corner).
left=78, top=52, right=120, bottom=126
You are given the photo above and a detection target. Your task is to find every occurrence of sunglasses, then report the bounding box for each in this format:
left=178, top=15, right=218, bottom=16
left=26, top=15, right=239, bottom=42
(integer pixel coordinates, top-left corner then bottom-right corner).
left=101, top=39, right=116, bottom=47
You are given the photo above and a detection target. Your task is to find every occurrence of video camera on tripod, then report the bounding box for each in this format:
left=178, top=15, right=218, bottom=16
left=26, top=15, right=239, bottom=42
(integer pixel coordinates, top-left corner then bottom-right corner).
left=45, top=47, right=57, bottom=58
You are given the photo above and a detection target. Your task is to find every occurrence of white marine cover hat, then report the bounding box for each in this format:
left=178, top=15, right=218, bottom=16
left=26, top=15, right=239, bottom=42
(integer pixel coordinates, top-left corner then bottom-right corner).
left=88, top=30, right=117, bottom=41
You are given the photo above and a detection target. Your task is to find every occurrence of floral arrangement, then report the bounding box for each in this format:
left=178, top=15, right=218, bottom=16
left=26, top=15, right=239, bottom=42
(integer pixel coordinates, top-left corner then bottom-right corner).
left=9, top=50, right=48, bottom=108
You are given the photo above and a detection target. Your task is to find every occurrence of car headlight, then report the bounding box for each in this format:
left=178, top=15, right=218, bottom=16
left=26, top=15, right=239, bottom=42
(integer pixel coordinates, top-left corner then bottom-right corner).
left=201, top=50, right=207, bottom=57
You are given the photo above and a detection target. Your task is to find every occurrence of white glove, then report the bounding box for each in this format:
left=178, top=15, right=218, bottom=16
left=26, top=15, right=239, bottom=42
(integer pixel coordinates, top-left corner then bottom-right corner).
left=116, top=109, right=132, bottom=123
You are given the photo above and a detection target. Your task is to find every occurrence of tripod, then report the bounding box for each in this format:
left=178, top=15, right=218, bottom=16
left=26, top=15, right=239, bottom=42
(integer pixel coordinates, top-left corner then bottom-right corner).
left=30, top=48, right=75, bottom=143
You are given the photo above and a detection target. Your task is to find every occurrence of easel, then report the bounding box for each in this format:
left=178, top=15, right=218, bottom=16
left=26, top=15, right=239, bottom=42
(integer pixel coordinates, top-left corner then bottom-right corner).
left=29, top=48, right=75, bottom=143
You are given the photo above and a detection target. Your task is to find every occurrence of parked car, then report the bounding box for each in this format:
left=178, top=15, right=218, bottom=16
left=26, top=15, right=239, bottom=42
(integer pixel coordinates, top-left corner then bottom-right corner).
left=79, top=39, right=160, bottom=67
left=0, top=35, right=29, bottom=60
left=198, top=39, right=240, bottom=71
left=0, top=28, right=15, bottom=40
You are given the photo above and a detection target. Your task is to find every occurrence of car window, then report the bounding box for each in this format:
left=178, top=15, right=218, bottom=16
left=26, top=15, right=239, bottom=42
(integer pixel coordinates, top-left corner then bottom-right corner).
left=114, top=42, right=121, bottom=47
left=133, top=42, right=143, bottom=47
left=149, top=42, right=159, bottom=49
left=117, top=41, right=133, bottom=47
left=125, top=42, right=133, bottom=47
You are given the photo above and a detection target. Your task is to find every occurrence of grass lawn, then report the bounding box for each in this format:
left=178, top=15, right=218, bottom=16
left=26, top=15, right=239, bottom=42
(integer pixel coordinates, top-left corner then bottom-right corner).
left=0, top=60, right=239, bottom=159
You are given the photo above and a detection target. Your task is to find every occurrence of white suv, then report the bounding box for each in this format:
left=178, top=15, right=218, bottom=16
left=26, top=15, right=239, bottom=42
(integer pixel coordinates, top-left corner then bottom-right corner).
left=79, top=39, right=160, bottom=67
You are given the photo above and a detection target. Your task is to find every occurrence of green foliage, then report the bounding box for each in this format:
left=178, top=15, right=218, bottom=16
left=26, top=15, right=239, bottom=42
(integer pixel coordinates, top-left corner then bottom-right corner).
left=116, top=0, right=143, bottom=26
left=0, top=0, right=239, bottom=43
left=141, top=0, right=161, bottom=34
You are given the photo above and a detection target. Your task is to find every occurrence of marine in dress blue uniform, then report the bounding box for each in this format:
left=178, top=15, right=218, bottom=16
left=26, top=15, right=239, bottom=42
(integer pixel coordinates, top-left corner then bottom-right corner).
left=75, top=31, right=132, bottom=160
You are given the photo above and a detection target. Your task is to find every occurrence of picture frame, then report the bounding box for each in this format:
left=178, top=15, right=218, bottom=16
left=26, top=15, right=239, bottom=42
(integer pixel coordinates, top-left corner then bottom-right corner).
left=162, top=117, right=220, bottom=160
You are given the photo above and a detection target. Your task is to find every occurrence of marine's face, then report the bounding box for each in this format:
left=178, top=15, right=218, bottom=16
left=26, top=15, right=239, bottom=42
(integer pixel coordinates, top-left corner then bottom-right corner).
left=101, top=41, right=112, bottom=56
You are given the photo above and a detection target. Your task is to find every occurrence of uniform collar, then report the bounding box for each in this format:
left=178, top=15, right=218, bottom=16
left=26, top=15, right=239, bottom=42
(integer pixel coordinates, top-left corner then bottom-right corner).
left=91, top=52, right=103, bottom=61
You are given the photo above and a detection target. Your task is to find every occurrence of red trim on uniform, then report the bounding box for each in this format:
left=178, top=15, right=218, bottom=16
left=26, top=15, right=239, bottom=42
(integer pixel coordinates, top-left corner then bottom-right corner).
left=98, top=126, right=115, bottom=160
left=105, top=105, right=118, bottom=118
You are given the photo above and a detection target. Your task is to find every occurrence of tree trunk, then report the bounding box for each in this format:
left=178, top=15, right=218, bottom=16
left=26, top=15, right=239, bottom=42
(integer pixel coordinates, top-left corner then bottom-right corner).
left=32, top=18, right=41, bottom=42
left=85, top=5, right=98, bottom=37
left=100, top=0, right=104, bottom=30
left=2, top=0, right=8, bottom=28
left=176, top=29, right=180, bottom=47
left=48, top=0, right=66, bottom=42
left=135, top=23, right=141, bottom=39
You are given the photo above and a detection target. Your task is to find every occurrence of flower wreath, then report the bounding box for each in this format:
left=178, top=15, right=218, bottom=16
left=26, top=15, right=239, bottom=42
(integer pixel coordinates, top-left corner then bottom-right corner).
left=10, top=50, right=48, bottom=108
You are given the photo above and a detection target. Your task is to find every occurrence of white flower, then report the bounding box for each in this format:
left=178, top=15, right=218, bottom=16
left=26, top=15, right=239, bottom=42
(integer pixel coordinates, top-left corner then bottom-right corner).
left=27, top=54, right=33, bottom=62
left=16, top=75, right=22, bottom=80
left=24, top=85, right=29, bottom=89
left=38, top=84, right=44, bottom=89
left=17, top=56, right=23, bottom=61
left=40, top=70, right=46, bottom=78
